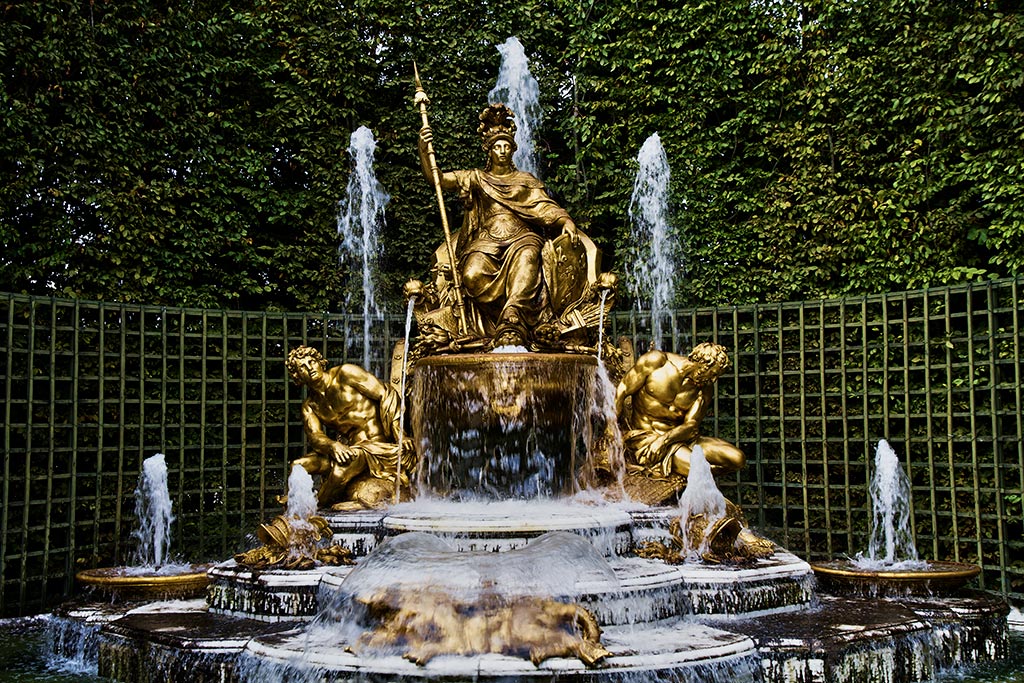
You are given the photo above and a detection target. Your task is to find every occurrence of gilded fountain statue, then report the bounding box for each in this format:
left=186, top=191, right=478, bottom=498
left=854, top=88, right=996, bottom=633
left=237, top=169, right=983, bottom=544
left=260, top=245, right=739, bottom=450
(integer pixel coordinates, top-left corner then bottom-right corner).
left=52, top=60, right=1010, bottom=683
left=407, top=67, right=614, bottom=356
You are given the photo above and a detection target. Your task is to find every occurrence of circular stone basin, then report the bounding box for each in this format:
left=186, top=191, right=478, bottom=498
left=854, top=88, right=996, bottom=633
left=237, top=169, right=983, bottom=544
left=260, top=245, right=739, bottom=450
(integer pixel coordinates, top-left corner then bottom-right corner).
left=76, top=563, right=215, bottom=601
left=810, top=559, right=981, bottom=596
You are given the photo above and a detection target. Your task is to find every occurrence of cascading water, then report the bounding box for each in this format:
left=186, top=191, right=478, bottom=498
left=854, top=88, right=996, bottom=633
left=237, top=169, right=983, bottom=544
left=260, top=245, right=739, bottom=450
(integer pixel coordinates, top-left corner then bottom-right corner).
left=324, top=531, right=618, bottom=615
left=337, top=125, right=389, bottom=372
left=488, top=37, right=542, bottom=177
left=579, top=360, right=626, bottom=495
left=627, top=133, right=679, bottom=350
left=412, top=354, right=597, bottom=501
left=853, top=439, right=928, bottom=571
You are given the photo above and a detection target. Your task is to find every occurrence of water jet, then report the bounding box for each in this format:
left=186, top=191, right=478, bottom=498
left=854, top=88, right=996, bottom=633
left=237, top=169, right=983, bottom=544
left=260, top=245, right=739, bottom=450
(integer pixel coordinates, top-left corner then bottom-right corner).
left=74, top=454, right=212, bottom=602
left=810, top=440, right=983, bottom=597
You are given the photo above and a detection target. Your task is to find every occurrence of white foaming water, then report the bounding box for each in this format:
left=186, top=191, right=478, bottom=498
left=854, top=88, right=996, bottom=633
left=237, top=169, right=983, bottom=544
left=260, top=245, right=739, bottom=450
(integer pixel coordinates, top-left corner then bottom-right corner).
left=627, top=133, right=679, bottom=349
left=286, top=463, right=318, bottom=523
left=677, top=445, right=726, bottom=561
left=337, top=125, right=389, bottom=371
left=130, top=453, right=177, bottom=571
left=488, top=36, right=542, bottom=176
left=491, top=344, right=529, bottom=353
left=43, top=614, right=100, bottom=677
left=320, top=531, right=618, bottom=619
left=853, top=439, right=928, bottom=571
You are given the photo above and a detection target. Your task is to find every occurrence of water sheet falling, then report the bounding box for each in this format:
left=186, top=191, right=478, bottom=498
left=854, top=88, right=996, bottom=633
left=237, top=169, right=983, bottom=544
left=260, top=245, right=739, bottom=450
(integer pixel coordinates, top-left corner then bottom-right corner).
left=627, top=133, right=679, bottom=349
left=321, top=531, right=618, bottom=620
left=488, top=37, right=542, bottom=176
left=337, top=126, right=389, bottom=371
left=853, top=439, right=928, bottom=571
left=412, top=355, right=595, bottom=500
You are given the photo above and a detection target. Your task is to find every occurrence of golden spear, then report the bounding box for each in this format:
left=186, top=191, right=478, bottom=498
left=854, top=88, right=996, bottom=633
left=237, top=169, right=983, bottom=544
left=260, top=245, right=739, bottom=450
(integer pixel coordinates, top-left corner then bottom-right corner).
left=413, top=63, right=468, bottom=336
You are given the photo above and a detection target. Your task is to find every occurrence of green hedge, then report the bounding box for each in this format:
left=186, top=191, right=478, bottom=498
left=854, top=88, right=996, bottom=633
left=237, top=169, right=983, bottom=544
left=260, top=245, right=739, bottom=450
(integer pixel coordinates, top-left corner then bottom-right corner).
left=2, top=0, right=1022, bottom=310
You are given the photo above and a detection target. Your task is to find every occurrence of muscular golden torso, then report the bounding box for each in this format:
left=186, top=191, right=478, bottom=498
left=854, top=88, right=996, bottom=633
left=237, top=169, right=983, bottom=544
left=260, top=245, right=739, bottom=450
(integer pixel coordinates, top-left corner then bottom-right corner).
left=627, top=356, right=707, bottom=435
left=309, top=380, right=385, bottom=445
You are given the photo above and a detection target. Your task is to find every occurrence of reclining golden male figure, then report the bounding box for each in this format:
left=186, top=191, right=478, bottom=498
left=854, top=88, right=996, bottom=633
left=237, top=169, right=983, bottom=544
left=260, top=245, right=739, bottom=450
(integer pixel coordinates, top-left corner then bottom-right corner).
left=615, top=343, right=745, bottom=480
left=616, top=342, right=774, bottom=561
left=285, top=346, right=415, bottom=510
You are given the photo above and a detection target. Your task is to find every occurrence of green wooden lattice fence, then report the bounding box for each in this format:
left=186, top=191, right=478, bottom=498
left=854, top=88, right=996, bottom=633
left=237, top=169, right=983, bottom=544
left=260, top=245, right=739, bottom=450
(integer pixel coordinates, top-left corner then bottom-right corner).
left=2, top=278, right=1022, bottom=616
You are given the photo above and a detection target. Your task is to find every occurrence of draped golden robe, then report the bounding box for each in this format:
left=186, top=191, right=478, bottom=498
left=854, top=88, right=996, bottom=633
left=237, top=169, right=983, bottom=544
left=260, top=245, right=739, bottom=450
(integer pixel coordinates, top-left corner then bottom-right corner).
left=451, top=169, right=570, bottom=337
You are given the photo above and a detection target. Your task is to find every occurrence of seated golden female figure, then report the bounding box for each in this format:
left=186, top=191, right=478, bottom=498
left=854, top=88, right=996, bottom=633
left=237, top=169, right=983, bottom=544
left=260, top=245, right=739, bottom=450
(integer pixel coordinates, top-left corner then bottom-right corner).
left=615, top=343, right=745, bottom=479
left=286, top=346, right=414, bottom=509
left=418, top=104, right=582, bottom=347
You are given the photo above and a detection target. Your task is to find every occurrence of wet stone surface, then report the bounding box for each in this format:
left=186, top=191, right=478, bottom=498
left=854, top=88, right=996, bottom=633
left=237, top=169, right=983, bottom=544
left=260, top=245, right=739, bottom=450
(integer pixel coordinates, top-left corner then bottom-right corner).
left=724, top=593, right=1009, bottom=683
left=105, top=610, right=291, bottom=646
left=727, top=596, right=929, bottom=647
left=98, top=609, right=292, bottom=683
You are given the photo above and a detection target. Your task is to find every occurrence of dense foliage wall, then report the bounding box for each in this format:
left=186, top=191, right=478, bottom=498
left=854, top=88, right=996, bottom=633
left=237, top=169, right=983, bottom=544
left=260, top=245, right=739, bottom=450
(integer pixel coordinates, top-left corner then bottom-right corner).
left=2, top=0, right=1022, bottom=311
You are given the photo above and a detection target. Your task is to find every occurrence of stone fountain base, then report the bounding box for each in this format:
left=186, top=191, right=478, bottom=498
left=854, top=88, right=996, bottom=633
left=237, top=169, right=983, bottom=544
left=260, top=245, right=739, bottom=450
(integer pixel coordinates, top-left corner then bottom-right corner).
left=52, top=502, right=1011, bottom=683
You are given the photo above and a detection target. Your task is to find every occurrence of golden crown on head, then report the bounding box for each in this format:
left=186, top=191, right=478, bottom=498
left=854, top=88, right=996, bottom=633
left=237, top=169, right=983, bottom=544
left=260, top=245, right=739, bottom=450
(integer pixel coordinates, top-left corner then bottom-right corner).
left=478, top=103, right=518, bottom=152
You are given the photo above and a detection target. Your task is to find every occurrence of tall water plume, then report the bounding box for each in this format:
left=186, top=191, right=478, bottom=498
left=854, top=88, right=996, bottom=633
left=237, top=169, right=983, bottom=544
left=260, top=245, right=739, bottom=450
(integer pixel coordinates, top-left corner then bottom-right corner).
left=627, top=133, right=679, bottom=349
left=285, top=462, right=318, bottom=523
left=853, top=439, right=927, bottom=570
left=338, top=126, right=389, bottom=371
left=130, top=453, right=177, bottom=570
left=488, top=37, right=542, bottom=176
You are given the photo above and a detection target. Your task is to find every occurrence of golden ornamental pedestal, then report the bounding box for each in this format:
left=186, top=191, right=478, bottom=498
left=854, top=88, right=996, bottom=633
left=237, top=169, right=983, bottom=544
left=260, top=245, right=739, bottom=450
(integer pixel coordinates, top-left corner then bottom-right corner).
left=809, top=559, right=982, bottom=596
left=75, top=564, right=214, bottom=602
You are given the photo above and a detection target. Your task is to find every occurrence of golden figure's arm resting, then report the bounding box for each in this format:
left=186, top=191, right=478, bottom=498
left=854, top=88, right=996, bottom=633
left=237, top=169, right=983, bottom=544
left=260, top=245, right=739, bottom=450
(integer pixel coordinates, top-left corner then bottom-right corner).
left=660, top=394, right=703, bottom=447
left=302, top=400, right=338, bottom=456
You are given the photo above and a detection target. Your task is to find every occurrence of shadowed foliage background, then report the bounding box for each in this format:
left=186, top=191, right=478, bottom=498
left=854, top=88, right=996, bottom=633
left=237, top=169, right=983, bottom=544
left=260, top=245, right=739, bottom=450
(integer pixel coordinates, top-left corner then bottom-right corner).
left=2, top=0, right=1022, bottom=311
